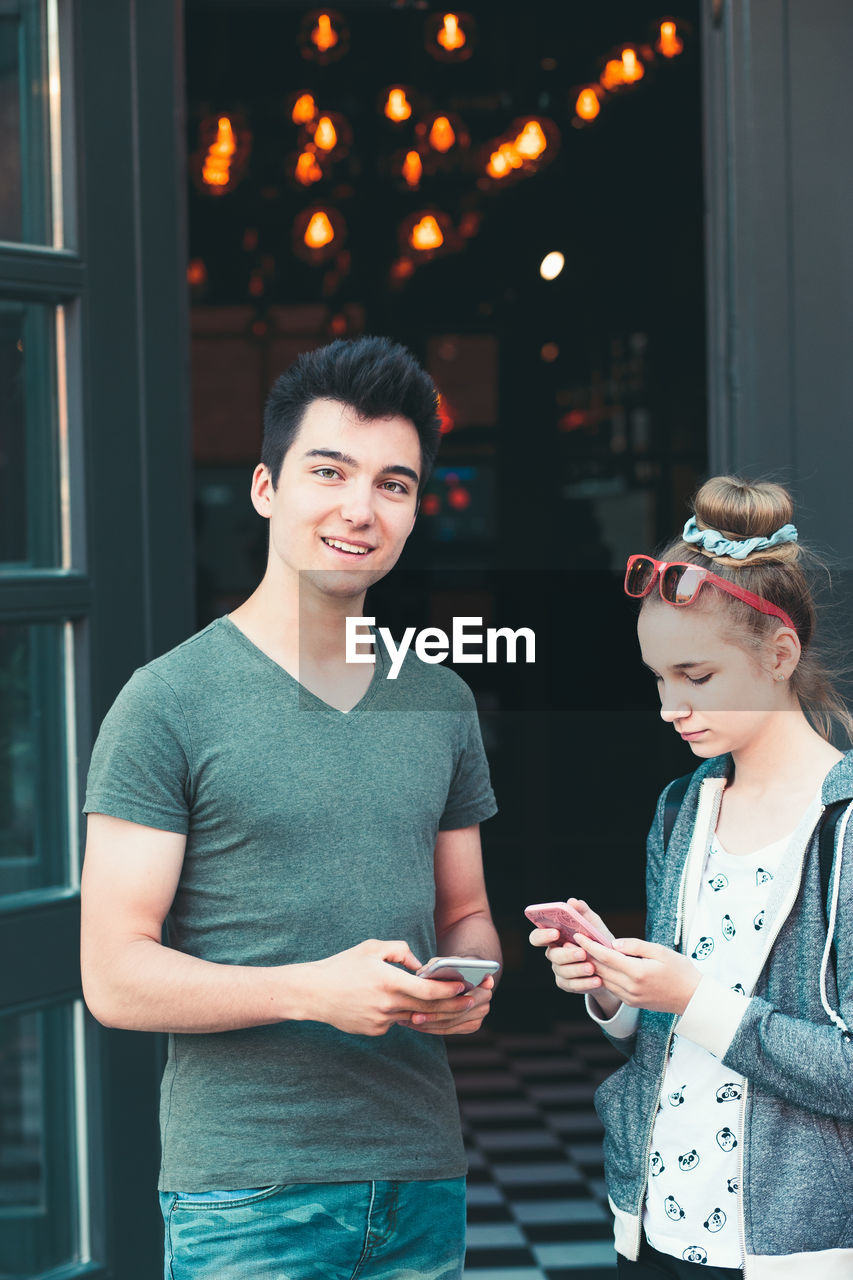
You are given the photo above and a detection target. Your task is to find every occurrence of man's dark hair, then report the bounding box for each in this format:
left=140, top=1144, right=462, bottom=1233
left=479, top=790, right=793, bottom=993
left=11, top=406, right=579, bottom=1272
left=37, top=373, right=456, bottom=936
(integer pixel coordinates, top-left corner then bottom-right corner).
left=262, top=336, right=442, bottom=493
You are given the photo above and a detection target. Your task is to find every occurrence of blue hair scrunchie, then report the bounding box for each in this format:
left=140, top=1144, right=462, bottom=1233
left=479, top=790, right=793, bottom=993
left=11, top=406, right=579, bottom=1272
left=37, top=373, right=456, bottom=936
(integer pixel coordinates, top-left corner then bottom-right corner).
left=682, top=515, right=798, bottom=560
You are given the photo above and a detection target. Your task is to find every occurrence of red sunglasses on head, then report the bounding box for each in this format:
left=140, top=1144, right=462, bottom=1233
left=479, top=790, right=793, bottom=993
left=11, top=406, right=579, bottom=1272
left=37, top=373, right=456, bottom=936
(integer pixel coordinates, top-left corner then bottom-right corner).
left=624, top=554, right=797, bottom=633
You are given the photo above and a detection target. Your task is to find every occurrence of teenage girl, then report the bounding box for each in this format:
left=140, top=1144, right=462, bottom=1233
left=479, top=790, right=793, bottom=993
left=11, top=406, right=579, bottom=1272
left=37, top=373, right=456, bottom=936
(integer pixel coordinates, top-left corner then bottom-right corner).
left=530, top=477, right=853, bottom=1279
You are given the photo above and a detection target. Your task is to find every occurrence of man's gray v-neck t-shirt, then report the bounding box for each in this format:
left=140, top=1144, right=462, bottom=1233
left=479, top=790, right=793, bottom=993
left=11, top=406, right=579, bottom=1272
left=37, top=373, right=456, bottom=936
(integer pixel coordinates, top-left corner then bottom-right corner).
left=85, top=617, right=497, bottom=1191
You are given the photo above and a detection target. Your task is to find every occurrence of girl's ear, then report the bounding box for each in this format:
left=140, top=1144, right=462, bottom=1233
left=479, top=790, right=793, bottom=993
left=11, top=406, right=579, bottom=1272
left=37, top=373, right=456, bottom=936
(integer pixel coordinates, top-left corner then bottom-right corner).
left=769, top=627, right=801, bottom=682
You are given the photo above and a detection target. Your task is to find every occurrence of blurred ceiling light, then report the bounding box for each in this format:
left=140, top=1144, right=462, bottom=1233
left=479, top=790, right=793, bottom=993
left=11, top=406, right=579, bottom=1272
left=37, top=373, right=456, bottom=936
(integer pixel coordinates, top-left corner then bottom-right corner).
left=428, top=116, right=456, bottom=153
left=486, top=140, right=522, bottom=179
left=656, top=19, right=684, bottom=57
left=426, top=10, right=474, bottom=61
left=305, top=210, right=335, bottom=249
left=539, top=251, right=565, bottom=281
left=295, top=149, right=323, bottom=185
left=390, top=257, right=416, bottom=281
left=439, top=13, right=465, bottom=50
left=291, top=93, right=317, bottom=124
left=201, top=116, right=236, bottom=188
left=300, top=9, right=349, bottom=63
left=402, top=150, right=423, bottom=188
left=313, top=116, right=337, bottom=151
left=293, top=206, right=346, bottom=262
left=384, top=87, right=412, bottom=122
left=311, top=13, right=338, bottom=52
left=514, top=119, right=547, bottom=160
left=540, top=342, right=560, bottom=362
left=410, top=215, right=444, bottom=251
left=620, top=47, right=645, bottom=82
left=574, top=87, right=601, bottom=122
left=186, top=258, right=207, bottom=287
left=194, top=114, right=251, bottom=195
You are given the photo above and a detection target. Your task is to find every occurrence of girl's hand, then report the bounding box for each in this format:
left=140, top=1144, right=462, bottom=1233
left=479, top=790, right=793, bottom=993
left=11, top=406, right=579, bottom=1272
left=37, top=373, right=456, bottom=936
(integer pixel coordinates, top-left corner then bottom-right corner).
left=578, top=936, right=701, bottom=1016
left=528, top=900, right=618, bottom=1002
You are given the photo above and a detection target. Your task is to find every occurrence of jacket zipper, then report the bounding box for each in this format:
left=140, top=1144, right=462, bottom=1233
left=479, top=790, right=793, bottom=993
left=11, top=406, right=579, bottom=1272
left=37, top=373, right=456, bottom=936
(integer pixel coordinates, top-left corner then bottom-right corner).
left=634, top=1013, right=679, bottom=1253
left=737, top=1079, right=749, bottom=1279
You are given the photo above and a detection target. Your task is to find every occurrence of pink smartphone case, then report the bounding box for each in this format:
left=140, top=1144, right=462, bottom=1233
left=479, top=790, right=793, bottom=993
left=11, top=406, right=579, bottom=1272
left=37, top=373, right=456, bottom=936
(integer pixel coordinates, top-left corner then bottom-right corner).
left=524, top=902, right=613, bottom=949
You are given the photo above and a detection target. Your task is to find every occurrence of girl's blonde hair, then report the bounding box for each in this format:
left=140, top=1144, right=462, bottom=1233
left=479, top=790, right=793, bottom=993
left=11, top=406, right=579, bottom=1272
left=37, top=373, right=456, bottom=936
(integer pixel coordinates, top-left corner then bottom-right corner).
left=655, top=475, right=853, bottom=744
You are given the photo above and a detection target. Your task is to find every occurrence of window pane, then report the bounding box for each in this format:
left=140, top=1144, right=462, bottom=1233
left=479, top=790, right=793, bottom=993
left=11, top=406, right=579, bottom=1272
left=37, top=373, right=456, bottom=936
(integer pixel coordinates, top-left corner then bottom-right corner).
left=0, top=1004, right=80, bottom=1276
left=0, top=300, right=61, bottom=567
left=0, top=0, right=54, bottom=246
left=0, top=622, right=69, bottom=894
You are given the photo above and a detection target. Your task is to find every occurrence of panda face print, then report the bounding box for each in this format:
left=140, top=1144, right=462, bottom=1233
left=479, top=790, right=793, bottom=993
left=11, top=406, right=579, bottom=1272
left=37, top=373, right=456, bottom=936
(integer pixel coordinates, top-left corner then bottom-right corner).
left=716, top=1082, right=742, bottom=1103
left=649, top=1150, right=665, bottom=1177
left=753, top=909, right=765, bottom=931
left=731, top=983, right=746, bottom=995
left=721, top=914, right=736, bottom=941
left=704, top=1207, right=726, bottom=1233
left=727, top=1177, right=739, bottom=1194
left=664, top=1195, right=686, bottom=1221
left=691, top=936, right=714, bottom=961
left=669, top=1033, right=678, bottom=1057
left=682, top=1245, right=708, bottom=1264
left=678, top=1149, right=701, bottom=1171
left=756, top=867, right=773, bottom=886
left=716, top=1126, right=738, bottom=1151
left=708, top=872, right=729, bottom=892
left=668, top=1084, right=687, bottom=1107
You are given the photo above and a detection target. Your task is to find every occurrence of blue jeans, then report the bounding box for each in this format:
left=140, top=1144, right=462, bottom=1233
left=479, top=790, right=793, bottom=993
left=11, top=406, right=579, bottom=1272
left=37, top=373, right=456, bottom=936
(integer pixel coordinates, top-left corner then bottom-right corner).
left=159, top=1178, right=467, bottom=1280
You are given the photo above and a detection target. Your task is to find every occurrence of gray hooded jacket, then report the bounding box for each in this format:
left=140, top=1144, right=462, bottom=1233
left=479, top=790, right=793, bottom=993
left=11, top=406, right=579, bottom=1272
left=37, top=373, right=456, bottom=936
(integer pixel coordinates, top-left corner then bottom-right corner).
left=591, top=751, right=853, bottom=1279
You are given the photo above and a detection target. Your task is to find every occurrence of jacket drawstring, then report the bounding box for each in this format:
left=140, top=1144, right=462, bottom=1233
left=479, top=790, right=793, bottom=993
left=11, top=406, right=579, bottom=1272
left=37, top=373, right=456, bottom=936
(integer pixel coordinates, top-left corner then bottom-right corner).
left=819, top=800, right=853, bottom=1040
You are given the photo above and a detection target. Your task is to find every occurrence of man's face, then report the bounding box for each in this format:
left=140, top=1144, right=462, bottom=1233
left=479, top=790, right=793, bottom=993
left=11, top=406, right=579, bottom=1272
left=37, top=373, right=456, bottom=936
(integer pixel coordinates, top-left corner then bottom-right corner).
left=251, top=397, right=422, bottom=599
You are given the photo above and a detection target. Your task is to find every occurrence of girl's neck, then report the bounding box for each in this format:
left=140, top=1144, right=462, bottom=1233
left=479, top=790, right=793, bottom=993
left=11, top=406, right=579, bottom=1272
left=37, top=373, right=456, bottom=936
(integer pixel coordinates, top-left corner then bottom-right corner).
left=729, top=707, right=842, bottom=795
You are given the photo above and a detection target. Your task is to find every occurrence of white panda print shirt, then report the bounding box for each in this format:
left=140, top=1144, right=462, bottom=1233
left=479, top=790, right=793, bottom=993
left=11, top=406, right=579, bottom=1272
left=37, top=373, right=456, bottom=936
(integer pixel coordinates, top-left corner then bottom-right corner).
left=643, top=828, right=790, bottom=1268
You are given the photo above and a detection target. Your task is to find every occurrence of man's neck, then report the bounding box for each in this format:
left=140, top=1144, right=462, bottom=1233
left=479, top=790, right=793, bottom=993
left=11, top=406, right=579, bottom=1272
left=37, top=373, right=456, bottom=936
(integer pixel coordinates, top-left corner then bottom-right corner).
left=228, top=571, right=375, bottom=710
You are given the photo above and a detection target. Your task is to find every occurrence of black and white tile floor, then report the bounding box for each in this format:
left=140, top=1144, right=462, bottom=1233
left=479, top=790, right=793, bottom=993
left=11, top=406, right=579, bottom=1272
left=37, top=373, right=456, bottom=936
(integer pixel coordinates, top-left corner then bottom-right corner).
left=447, top=1020, right=623, bottom=1280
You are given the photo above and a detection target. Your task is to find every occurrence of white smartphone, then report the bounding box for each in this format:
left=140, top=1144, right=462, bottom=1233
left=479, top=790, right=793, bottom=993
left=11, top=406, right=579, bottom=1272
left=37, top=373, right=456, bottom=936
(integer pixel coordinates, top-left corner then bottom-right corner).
left=417, top=956, right=500, bottom=990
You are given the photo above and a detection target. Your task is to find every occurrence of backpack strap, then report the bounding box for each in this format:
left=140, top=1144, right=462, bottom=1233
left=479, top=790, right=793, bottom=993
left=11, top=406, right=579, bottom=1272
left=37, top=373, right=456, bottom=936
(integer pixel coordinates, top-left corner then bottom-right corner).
left=663, top=771, right=694, bottom=850
left=819, top=800, right=848, bottom=931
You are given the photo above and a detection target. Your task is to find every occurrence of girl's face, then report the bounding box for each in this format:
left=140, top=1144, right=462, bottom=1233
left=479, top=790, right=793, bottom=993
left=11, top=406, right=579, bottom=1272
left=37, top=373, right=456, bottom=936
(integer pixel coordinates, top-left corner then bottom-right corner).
left=637, top=599, right=790, bottom=757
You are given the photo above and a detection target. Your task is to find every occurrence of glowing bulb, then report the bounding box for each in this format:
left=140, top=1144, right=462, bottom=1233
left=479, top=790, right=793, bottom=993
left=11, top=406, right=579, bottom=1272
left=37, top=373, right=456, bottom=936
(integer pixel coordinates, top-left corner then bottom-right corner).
left=295, top=150, right=323, bottom=185
left=514, top=120, right=547, bottom=160
left=539, top=251, right=565, bottom=281
left=575, top=89, right=600, bottom=121
left=292, top=94, right=317, bottom=124
left=314, top=116, right=337, bottom=151
left=402, top=150, right=423, bottom=188
left=486, top=140, right=523, bottom=179
left=304, top=211, right=335, bottom=249
left=202, top=117, right=237, bottom=187
left=658, top=21, right=684, bottom=57
left=385, top=88, right=412, bottom=122
left=429, top=116, right=456, bottom=153
left=410, top=215, right=444, bottom=251
left=437, top=13, right=466, bottom=52
left=601, top=59, right=625, bottom=90
left=621, top=48, right=644, bottom=82
left=311, top=14, right=339, bottom=52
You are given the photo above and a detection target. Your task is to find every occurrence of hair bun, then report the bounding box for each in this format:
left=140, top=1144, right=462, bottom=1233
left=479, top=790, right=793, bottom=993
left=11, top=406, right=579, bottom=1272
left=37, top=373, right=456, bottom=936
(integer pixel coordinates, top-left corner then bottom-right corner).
left=693, top=476, right=795, bottom=545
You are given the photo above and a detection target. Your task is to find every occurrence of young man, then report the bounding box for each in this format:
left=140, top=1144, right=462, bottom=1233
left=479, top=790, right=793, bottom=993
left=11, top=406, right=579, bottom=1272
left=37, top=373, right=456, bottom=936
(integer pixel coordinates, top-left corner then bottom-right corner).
left=81, top=337, right=500, bottom=1280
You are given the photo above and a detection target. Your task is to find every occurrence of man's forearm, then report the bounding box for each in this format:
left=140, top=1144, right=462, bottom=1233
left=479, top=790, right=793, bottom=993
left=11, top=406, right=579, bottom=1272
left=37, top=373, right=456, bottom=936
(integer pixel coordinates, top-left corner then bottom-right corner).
left=436, top=910, right=502, bottom=975
left=82, top=935, right=313, bottom=1033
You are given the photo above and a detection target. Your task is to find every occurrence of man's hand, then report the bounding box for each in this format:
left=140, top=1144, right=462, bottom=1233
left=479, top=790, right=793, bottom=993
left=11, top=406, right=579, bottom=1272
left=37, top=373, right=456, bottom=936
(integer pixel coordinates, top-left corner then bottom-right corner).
left=300, top=939, right=477, bottom=1037
left=396, top=970, right=495, bottom=1036
left=579, top=935, right=701, bottom=1016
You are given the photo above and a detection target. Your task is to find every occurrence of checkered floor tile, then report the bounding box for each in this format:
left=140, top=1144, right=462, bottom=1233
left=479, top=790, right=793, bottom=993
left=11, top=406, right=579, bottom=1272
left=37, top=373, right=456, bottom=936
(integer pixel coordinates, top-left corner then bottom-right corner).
left=447, top=1021, right=623, bottom=1278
